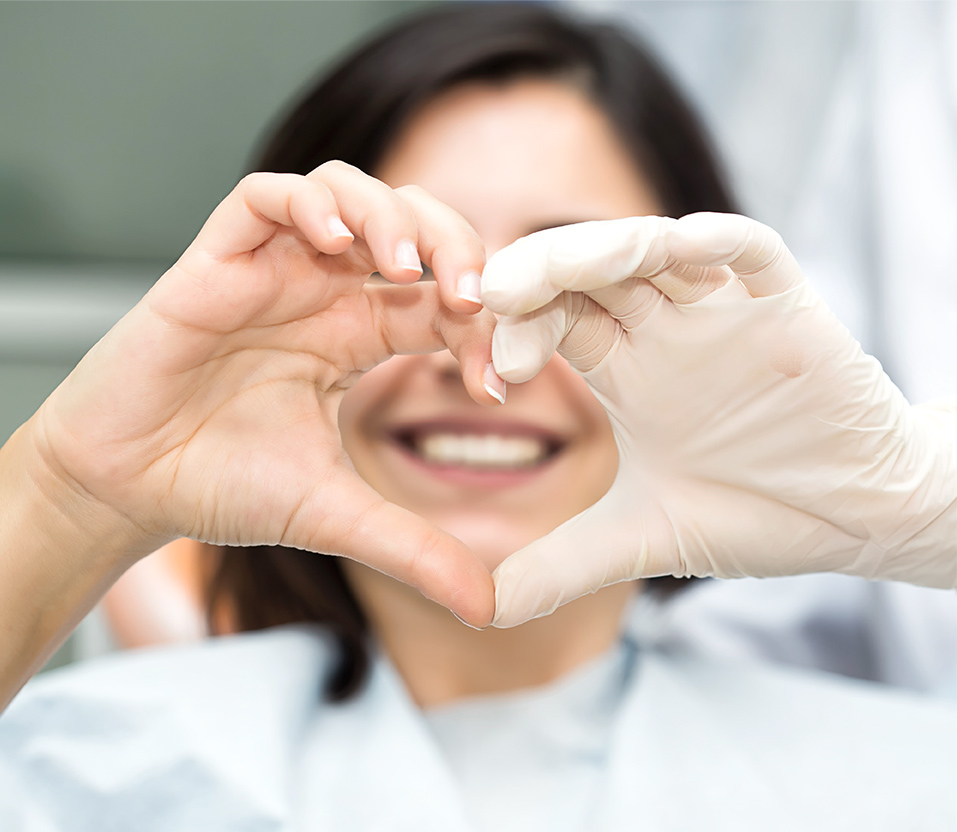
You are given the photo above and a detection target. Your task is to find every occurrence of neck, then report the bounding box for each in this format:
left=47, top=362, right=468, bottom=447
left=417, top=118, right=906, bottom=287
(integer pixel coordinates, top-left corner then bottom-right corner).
left=343, top=561, right=638, bottom=708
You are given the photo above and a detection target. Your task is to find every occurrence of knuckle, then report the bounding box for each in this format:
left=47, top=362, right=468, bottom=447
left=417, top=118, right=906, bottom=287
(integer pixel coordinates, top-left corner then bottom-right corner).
left=238, top=170, right=273, bottom=190
left=395, top=183, right=431, bottom=201
left=315, top=159, right=356, bottom=177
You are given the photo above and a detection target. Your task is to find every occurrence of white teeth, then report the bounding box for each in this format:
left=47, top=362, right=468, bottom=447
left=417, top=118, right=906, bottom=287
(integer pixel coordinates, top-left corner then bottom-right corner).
left=416, top=433, right=548, bottom=468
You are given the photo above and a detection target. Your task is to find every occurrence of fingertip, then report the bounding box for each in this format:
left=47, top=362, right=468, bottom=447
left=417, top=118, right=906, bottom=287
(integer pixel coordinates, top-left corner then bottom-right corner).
left=454, top=270, right=484, bottom=307
left=482, top=362, right=507, bottom=404
left=436, top=269, right=484, bottom=316
left=491, top=315, right=556, bottom=384
left=490, top=566, right=554, bottom=629
left=667, top=213, right=802, bottom=297
left=437, top=551, right=496, bottom=629
left=481, top=266, right=563, bottom=318
left=392, top=182, right=487, bottom=308
left=481, top=273, right=550, bottom=317
left=461, top=358, right=506, bottom=408
left=664, top=212, right=745, bottom=266
left=452, top=610, right=489, bottom=631
left=480, top=284, right=518, bottom=315
left=322, top=215, right=355, bottom=254
left=480, top=247, right=528, bottom=315
left=327, top=215, right=353, bottom=241
left=373, top=238, right=423, bottom=284
left=491, top=345, right=545, bottom=385
left=394, top=238, right=423, bottom=276
left=489, top=594, right=526, bottom=629
left=320, top=482, right=495, bottom=628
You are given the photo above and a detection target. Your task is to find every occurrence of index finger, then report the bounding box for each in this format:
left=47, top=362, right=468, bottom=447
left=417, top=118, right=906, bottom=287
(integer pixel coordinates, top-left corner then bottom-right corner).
left=395, top=185, right=488, bottom=315
left=190, top=172, right=354, bottom=261
left=664, top=213, right=805, bottom=298
left=366, top=283, right=503, bottom=406
left=481, top=216, right=675, bottom=316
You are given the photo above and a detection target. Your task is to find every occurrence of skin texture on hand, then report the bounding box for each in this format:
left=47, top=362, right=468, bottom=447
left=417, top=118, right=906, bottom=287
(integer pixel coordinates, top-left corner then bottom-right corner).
left=484, top=213, right=957, bottom=628
left=0, top=165, right=508, bottom=710
left=36, top=167, right=501, bottom=626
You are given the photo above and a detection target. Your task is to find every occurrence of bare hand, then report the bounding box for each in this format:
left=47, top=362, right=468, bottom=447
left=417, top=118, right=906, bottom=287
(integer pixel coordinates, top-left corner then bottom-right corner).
left=31, top=163, right=500, bottom=626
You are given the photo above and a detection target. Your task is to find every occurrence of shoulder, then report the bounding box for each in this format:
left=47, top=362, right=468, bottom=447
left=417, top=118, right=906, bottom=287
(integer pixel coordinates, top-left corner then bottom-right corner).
left=646, top=574, right=957, bottom=692
left=3, top=624, right=338, bottom=737
left=631, top=651, right=957, bottom=828
left=642, top=648, right=957, bottom=730
left=0, top=626, right=338, bottom=830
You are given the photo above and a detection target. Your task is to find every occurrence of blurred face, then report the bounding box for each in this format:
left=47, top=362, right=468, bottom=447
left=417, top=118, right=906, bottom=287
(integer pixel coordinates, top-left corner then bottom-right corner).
left=339, top=78, right=662, bottom=571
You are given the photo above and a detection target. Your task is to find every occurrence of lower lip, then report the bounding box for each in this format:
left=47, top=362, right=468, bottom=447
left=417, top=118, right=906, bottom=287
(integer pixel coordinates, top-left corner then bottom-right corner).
left=390, top=443, right=559, bottom=489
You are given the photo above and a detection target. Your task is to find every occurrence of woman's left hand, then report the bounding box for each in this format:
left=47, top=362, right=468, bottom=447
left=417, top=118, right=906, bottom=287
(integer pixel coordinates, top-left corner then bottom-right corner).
left=483, top=213, right=957, bottom=627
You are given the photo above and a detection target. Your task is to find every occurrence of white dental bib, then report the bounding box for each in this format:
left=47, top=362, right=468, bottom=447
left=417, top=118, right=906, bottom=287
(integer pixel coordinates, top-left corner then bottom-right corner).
left=1, top=619, right=954, bottom=830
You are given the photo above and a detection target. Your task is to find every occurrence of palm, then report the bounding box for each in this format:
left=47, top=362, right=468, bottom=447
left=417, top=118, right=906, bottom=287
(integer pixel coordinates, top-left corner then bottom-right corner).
left=596, top=278, right=882, bottom=579
left=43, top=226, right=384, bottom=546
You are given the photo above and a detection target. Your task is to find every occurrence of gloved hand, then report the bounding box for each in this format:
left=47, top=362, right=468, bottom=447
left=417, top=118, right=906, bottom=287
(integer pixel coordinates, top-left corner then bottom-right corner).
left=483, top=213, right=957, bottom=628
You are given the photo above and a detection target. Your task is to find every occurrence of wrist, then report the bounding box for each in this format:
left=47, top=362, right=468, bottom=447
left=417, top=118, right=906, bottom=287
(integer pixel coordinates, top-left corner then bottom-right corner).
left=0, top=417, right=162, bottom=709
left=8, top=414, right=160, bottom=566
left=865, top=402, right=957, bottom=588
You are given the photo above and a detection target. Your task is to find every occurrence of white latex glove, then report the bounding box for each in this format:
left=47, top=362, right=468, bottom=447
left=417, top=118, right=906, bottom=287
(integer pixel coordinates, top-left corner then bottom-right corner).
left=483, top=213, right=957, bottom=628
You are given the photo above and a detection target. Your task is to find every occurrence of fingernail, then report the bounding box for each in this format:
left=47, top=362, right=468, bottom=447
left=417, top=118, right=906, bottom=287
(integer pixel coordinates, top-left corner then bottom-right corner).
left=455, top=270, right=483, bottom=304
left=483, top=362, right=506, bottom=404
left=327, top=216, right=353, bottom=239
left=394, top=239, right=422, bottom=273
left=452, top=610, right=487, bottom=631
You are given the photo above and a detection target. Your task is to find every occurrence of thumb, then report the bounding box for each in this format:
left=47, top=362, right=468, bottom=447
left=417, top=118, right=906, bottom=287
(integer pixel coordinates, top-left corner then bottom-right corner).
left=490, top=483, right=661, bottom=628
left=492, top=293, right=622, bottom=383
left=289, top=466, right=495, bottom=628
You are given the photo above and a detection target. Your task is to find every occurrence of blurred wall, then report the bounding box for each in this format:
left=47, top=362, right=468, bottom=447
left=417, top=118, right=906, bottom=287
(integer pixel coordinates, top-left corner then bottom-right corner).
left=570, top=0, right=957, bottom=404
left=0, top=0, right=430, bottom=451
left=1, top=1, right=433, bottom=671
left=0, top=0, right=429, bottom=263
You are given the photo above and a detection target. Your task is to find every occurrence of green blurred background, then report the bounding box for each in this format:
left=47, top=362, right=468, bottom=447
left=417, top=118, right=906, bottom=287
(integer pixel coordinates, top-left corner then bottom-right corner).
left=0, top=0, right=430, bottom=446
left=0, top=0, right=430, bottom=263
left=1, top=0, right=434, bottom=670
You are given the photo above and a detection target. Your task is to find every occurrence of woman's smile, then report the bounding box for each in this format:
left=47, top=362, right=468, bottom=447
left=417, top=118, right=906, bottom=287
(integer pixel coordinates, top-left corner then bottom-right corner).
left=338, top=343, right=620, bottom=569
left=388, top=417, right=564, bottom=483
left=337, top=77, right=661, bottom=571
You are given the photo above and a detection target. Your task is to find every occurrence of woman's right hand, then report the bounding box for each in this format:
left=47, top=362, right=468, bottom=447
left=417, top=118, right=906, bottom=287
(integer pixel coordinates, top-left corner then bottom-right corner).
left=2, top=164, right=500, bottom=672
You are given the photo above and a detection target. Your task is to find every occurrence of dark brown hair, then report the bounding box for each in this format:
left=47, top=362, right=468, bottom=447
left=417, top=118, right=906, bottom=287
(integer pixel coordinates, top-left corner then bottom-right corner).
left=204, top=1, right=738, bottom=702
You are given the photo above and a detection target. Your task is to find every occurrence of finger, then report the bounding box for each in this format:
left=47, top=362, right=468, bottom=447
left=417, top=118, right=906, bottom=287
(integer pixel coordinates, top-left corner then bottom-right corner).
left=292, top=468, right=494, bottom=628
left=396, top=185, right=487, bottom=314
left=492, top=293, right=623, bottom=382
left=491, top=487, right=652, bottom=628
left=309, top=161, right=424, bottom=283
left=193, top=172, right=355, bottom=260
left=646, top=262, right=733, bottom=305
left=481, top=216, right=675, bottom=316
left=492, top=297, right=568, bottom=383
left=557, top=294, right=624, bottom=373
left=367, top=283, right=504, bottom=405
left=665, top=213, right=805, bottom=298
left=584, top=276, right=663, bottom=328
